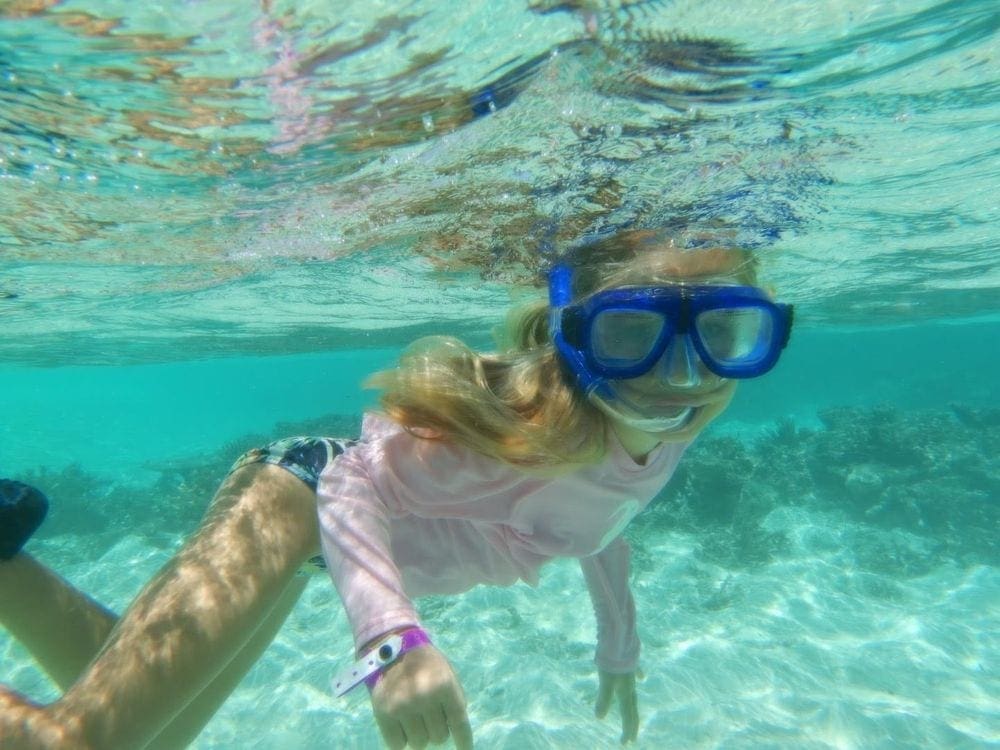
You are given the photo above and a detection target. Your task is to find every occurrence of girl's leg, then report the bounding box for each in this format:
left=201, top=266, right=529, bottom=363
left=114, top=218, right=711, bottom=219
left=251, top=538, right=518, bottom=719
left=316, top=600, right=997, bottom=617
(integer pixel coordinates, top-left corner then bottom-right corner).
left=0, top=461, right=321, bottom=749
left=1, top=554, right=311, bottom=750
left=144, top=573, right=309, bottom=750
left=0, top=554, right=117, bottom=691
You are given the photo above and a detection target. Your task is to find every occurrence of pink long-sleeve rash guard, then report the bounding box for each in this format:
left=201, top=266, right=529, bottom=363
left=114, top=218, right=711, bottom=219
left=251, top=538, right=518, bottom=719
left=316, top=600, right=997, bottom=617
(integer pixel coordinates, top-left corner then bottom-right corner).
left=317, top=412, right=688, bottom=673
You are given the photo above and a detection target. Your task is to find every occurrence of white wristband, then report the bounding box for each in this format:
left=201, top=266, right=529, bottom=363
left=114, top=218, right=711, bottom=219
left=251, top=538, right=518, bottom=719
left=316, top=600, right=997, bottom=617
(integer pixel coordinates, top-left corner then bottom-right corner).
left=331, top=634, right=404, bottom=697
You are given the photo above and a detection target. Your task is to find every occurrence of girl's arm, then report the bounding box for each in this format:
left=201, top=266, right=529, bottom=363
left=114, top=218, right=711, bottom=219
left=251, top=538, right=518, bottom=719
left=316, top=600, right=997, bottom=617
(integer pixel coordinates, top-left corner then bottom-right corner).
left=317, top=456, right=473, bottom=749
left=316, top=453, right=421, bottom=651
left=579, top=535, right=640, bottom=673
left=580, top=535, right=642, bottom=743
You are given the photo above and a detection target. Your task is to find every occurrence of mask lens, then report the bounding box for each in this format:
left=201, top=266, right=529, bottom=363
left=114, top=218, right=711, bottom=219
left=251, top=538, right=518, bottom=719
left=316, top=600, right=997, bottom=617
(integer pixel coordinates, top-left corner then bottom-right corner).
left=695, top=307, right=774, bottom=366
left=590, top=309, right=666, bottom=369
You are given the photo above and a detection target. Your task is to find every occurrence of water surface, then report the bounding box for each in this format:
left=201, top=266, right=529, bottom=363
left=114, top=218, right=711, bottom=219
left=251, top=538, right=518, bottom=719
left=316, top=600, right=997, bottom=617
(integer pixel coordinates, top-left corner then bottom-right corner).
left=1, top=2, right=997, bottom=748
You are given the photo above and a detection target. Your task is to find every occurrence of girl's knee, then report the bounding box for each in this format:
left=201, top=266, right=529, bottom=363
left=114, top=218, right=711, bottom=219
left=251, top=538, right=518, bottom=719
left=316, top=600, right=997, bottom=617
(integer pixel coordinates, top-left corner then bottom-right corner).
left=208, top=463, right=321, bottom=564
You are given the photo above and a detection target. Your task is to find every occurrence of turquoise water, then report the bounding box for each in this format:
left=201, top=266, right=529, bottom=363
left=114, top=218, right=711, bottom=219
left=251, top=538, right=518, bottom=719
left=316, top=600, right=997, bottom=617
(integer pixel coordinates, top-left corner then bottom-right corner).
left=2, top=1, right=998, bottom=748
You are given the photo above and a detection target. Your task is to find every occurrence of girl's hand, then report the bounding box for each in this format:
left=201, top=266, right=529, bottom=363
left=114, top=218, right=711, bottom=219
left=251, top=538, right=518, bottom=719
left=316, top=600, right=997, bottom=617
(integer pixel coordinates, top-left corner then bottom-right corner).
left=370, top=644, right=473, bottom=750
left=595, top=669, right=639, bottom=745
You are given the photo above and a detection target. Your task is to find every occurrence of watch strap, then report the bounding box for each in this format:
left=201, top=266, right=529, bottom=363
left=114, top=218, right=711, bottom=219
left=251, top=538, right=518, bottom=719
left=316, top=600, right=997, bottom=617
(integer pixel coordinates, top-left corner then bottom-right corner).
left=331, top=627, right=431, bottom=698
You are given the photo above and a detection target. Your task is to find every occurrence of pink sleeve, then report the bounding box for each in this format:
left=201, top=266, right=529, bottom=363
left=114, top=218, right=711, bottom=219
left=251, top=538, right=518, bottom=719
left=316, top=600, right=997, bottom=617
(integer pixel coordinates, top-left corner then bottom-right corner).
left=579, top=535, right=640, bottom=673
left=316, top=450, right=421, bottom=653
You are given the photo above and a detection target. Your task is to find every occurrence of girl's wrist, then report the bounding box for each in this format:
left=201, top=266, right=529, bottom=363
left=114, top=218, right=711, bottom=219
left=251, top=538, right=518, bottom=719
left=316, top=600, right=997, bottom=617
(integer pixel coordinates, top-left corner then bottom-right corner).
left=333, top=627, right=432, bottom=697
left=358, top=625, right=419, bottom=657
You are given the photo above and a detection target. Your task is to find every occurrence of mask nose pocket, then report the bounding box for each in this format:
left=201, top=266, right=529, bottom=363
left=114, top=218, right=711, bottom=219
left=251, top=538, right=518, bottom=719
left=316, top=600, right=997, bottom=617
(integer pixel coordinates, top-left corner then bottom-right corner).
left=659, top=335, right=701, bottom=387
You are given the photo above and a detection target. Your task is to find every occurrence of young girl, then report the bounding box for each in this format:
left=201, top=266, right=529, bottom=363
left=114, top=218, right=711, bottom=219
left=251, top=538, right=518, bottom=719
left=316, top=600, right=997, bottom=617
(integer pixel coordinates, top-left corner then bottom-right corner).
left=0, top=229, right=793, bottom=749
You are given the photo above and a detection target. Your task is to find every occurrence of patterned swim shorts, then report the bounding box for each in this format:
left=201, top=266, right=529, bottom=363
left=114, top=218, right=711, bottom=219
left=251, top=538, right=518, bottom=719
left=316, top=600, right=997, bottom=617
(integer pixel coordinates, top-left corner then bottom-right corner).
left=228, top=436, right=358, bottom=575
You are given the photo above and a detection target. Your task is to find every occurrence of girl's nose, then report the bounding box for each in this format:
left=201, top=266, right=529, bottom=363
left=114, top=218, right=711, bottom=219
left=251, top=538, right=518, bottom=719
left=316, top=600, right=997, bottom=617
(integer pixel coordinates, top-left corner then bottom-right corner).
left=659, top=334, right=701, bottom=387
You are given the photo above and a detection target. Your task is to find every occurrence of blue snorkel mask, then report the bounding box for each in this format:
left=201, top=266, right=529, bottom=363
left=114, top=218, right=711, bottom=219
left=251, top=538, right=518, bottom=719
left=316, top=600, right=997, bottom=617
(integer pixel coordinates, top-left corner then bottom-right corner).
left=548, top=264, right=794, bottom=430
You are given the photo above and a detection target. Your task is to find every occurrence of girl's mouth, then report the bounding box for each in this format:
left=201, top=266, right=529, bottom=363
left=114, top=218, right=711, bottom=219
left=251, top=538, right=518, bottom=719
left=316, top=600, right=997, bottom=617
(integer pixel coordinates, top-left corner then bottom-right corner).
left=619, top=405, right=696, bottom=433
left=616, top=383, right=729, bottom=409
left=652, top=405, right=695, bottom=431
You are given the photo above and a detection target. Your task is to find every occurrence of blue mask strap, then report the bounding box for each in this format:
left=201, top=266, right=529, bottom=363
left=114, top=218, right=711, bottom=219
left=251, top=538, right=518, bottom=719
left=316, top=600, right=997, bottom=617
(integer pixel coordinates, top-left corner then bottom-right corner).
left=549, top=264, right=609, bottom=397
left=548, top=264, right=573, bottom=307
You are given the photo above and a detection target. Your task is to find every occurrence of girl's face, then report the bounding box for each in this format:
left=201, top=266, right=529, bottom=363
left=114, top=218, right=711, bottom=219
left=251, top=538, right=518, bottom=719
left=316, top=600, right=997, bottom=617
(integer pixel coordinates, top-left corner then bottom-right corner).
left=588, top=245, right=756, bottom=448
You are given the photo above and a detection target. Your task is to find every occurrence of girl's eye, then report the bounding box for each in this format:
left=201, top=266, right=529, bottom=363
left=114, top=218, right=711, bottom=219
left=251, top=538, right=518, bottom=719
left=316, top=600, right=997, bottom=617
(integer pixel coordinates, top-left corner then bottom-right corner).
left=591, top=310, right=665, bottom=364
left=695, top=308, right=772, bottom=362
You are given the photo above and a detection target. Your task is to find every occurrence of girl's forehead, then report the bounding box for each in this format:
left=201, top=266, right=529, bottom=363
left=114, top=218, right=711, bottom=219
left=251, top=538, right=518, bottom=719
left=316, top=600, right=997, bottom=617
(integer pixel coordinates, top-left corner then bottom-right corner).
left=617, top=246, right=754, bottom=284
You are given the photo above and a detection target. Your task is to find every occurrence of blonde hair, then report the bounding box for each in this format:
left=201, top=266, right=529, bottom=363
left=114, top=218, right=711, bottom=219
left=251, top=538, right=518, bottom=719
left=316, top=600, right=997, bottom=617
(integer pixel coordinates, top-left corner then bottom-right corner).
left=366, top=229, right=758, bottom=468
left=366, top=302, right=607, bottom=468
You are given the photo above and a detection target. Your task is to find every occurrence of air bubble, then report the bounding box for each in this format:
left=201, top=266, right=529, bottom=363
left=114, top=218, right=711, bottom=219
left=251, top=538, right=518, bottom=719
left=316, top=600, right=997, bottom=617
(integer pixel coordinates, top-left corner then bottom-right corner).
left=422, top=113, right=434, bottom=132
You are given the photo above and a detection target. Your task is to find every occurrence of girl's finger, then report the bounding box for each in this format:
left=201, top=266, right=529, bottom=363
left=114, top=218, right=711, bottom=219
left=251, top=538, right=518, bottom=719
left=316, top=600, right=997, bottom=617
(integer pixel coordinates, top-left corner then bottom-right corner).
left=424, top=703, right=450, bottom=744
left=618, top=678, right=639, bottom=743
left=400, top=713, right=430, bottom=750
left=375, top=715, right=407, bottom=750
left=444, top=694, right=474, bottom=750
left=595, top=675, right=614, bottom=718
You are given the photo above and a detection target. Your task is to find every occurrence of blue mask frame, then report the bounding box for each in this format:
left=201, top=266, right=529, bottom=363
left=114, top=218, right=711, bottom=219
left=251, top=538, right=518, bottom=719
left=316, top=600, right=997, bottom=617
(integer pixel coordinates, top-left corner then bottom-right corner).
left=548, top=264, right=794, bottom=395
